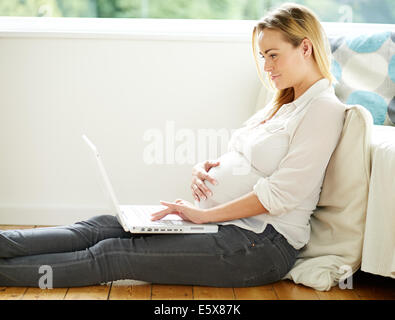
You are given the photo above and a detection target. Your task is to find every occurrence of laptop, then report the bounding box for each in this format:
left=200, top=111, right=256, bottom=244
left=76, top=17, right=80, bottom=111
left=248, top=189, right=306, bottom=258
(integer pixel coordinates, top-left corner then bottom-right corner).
left=82, top=134, right=218, bottom=234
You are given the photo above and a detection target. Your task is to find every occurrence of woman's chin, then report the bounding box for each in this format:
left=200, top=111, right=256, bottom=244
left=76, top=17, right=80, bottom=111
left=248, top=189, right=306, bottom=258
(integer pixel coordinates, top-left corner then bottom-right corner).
left=273, top=81, right=285, bottom=90
left=270, top=79, right=282, bottom=89
left=274, top=82, right=291, bottom=90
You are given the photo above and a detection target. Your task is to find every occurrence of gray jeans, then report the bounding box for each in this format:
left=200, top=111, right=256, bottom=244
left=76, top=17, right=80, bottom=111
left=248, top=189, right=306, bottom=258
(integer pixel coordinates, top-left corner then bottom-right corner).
left=0, top=215, right=300, bottom=288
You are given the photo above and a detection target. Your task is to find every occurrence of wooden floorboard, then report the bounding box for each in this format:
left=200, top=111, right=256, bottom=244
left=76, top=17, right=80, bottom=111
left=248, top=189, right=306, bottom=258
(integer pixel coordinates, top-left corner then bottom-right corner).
left=0, top=287, right=28, bottom=300
left=64, top=284, right=111, bottom=300
left=234, top=284, right=278, bottom=300
left=193, top=286, right=235, bottom=300
left=0, top=224, right=394, bottom=300
left=109, top=280, right=152, bottom=300
left=315, top=285, right=360, bottom=300
left=22, top=287, right=68, bottom=300
left=151, top=284, right=193, bottom=300
left=273, top=279, right=320, bottom=300
left=0, top=225, right=35, bottom=230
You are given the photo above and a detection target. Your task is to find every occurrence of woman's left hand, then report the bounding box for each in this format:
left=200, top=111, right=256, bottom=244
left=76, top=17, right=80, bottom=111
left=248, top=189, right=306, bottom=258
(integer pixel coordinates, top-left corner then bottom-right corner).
left=151, top=199, right=209, bottom=224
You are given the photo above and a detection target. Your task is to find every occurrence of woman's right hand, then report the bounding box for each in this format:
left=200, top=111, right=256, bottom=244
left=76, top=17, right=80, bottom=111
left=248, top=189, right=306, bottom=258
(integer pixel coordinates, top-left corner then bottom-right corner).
left=191, top=160, right=220, bottom=202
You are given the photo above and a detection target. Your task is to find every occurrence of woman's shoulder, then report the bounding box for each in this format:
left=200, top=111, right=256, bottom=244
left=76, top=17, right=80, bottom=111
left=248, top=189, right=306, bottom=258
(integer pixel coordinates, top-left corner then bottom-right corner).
left=293, top=90, right=346, bottom=135
left=309, top=89, right=346, bottom=117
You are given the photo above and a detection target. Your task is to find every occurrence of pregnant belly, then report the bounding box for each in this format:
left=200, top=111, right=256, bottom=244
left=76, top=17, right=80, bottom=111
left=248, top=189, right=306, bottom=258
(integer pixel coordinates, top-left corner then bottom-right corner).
left=194, top=151, right=263, bottom=209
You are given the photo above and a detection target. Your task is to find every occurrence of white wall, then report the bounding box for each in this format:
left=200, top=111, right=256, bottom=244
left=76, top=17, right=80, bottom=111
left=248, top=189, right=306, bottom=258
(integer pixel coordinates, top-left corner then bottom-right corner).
left=0, top=18, right=393, bottom=225
left=0, top=18, right=262, bottom=225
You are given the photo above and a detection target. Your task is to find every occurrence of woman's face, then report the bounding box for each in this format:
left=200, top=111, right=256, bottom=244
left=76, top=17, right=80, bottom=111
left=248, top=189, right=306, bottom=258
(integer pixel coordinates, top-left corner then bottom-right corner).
left=257, top=28, right=309, bottom=90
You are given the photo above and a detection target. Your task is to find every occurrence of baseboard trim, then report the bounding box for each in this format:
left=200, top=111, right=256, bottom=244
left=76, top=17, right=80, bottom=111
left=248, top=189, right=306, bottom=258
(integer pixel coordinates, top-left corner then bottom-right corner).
left=0, top=204, right=111, bottom=226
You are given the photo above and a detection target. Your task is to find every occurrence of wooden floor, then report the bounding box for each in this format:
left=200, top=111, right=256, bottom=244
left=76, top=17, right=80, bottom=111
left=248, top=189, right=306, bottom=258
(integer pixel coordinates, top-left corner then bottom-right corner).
left=0, top=224, right=394, bottom=300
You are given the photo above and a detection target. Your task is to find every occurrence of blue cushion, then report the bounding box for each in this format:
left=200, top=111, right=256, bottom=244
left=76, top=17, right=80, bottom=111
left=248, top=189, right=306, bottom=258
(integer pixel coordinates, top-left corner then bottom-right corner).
left=329, top=31, right=395, bottom=126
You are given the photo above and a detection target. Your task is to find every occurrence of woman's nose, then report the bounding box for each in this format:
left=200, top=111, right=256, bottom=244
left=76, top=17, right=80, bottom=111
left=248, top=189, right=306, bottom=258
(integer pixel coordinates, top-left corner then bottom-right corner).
left=263, top=60, right=273, bottom=72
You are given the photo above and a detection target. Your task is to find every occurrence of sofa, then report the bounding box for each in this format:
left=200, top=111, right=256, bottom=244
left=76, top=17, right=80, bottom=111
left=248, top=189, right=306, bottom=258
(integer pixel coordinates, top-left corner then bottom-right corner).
left=253, top=28, right=395, bottom=291
left=328, top=30, right=395, bottom=281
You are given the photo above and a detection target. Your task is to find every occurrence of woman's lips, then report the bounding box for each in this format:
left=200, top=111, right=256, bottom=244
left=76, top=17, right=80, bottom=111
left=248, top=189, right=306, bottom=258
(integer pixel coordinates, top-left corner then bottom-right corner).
left=271, top=75, right=280, bottom=80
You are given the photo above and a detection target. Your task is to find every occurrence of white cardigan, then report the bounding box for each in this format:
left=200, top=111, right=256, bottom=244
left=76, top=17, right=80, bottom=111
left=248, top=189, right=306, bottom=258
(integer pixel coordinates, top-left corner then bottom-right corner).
left=196, top=78, right=345, bottom=250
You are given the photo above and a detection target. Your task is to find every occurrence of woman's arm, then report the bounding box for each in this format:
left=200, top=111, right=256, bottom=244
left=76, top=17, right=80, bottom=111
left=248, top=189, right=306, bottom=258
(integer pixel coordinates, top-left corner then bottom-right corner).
left=151, top=191, right=268, bottom=224
left=203, top=191, right=269, bottom=223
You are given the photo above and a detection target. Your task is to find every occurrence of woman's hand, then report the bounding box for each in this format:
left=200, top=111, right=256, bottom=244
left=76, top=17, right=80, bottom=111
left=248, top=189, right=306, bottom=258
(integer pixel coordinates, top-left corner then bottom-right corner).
left=150, top=199, right=209, bottom=224
left=191, top=160, right=220, bottom=202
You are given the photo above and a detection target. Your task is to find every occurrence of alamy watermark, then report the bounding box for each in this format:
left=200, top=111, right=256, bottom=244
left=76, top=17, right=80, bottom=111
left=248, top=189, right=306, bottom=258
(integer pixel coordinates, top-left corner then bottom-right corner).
left=142, top=120, right=255, bottom=175
left=338, top=5, right=353, bottom=23
left=338, top=264, right=353, bottom=289
left=38, top=265, right=53, bottom=289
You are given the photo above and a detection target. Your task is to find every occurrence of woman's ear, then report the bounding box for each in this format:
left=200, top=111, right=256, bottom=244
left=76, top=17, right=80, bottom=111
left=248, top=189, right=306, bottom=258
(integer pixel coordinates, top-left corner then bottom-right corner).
left=301, top=38, right=313, bottom=58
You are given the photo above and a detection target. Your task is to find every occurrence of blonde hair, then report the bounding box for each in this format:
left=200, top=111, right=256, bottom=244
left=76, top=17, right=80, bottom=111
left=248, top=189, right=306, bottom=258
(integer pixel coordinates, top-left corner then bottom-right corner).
left=252, top=2, right=333, bottom=119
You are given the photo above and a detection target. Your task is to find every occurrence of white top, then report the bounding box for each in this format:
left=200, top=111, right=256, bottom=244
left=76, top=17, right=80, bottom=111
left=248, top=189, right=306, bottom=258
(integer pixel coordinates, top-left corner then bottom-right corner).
left=195, top=78, right=346, bottom=250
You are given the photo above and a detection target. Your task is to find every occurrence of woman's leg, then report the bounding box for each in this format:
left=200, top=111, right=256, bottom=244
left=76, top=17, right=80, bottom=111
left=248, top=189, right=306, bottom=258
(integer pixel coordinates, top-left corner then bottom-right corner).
left=0, top=223, right=299, bottom=288
left=0, top=215, right=130, bottom=258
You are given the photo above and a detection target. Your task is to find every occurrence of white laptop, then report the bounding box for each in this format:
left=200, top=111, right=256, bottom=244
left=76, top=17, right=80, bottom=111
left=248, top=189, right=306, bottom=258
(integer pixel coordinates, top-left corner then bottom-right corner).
left=82, top=134, right=218, bottom=234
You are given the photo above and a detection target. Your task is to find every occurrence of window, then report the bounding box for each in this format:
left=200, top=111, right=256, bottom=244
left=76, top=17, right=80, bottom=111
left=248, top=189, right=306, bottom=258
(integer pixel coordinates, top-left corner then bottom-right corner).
left=0, top=0, right=394, bottom=24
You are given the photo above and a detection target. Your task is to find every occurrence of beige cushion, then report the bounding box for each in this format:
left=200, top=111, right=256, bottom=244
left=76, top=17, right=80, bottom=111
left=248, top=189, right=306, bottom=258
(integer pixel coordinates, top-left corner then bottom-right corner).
left=283, top=104, right=373, bottom=291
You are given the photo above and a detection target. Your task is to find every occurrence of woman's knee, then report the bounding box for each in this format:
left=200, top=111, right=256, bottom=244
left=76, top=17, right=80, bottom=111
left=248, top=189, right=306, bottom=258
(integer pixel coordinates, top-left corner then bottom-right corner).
left=76, top=214, right=120, bottom=229
left=89, top=237, right=132, bottom=256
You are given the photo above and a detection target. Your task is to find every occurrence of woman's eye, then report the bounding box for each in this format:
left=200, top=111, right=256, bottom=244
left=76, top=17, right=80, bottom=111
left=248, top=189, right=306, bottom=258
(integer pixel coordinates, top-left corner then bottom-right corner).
left=258, top=53, right=276, bottom=60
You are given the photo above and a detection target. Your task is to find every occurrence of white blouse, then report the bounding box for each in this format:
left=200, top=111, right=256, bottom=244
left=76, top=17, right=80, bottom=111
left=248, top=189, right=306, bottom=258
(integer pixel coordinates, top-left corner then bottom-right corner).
left=195, top=78, right=346, bottom=250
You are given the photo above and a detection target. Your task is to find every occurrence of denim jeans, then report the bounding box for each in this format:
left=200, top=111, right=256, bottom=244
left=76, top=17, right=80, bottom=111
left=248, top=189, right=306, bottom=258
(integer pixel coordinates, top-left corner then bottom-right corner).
left=0, top=215, right=300, bottom=288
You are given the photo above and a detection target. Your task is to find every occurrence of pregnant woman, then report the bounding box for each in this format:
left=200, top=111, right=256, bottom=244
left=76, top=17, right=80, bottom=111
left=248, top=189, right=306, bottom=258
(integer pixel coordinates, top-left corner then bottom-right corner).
left=0, top=3, right=345, bottom=288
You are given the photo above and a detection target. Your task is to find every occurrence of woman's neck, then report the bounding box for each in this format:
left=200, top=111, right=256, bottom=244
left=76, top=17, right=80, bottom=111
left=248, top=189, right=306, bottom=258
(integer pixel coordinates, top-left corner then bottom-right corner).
left=293, top=75, right=324, bottom=101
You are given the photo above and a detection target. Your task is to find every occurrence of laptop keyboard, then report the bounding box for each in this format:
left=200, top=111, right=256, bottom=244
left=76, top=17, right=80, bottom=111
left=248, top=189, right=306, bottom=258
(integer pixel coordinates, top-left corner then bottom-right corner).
left=120, top=205, right=214, bottom=233
left=126, top=206, right=184, bottom=226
